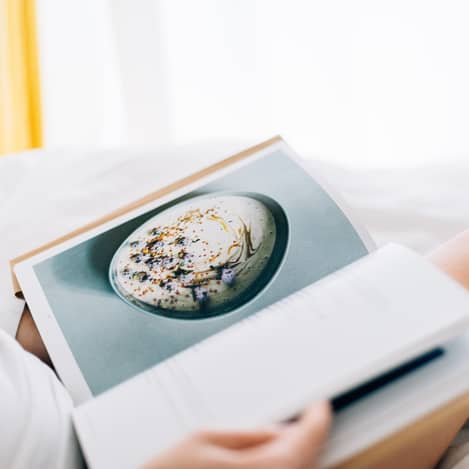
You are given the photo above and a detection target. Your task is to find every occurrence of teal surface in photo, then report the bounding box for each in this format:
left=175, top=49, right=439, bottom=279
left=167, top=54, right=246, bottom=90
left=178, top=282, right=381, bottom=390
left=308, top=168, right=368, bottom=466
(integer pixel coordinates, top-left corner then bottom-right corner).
left=34, top=150, right=368, bottom=396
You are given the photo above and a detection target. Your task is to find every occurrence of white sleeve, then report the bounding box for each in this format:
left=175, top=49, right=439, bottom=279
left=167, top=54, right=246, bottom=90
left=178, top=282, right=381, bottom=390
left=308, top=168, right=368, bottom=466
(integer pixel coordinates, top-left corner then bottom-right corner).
left=0, top=330, right=84, bottom=469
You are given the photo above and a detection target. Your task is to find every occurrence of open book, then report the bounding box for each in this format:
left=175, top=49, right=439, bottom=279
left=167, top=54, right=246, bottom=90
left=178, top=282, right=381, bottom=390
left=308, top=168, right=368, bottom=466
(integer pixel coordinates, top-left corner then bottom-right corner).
left=11, top=137, right=469, bottom=468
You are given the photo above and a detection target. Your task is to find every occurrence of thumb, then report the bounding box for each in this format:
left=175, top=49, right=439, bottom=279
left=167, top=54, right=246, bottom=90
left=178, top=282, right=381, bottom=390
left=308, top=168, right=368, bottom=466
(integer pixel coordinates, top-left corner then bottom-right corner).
left=289, top=401, right=332, bottom=462
left=199, top=427, right=279, bottom=450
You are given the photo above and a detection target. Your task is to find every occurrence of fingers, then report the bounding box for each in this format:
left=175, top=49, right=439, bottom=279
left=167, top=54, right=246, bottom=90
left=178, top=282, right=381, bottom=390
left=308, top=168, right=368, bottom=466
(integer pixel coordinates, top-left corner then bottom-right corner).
left=141, top=402, right=332, bottom=469
left=275, top=401, right=331, bottom=468
left=185, top=402, right=331, bottom=469
left=235, top=402, right=332, bottom=469
left=294, top=401, right=331, bottom=452
left=197, top=427, right=279, bottom=450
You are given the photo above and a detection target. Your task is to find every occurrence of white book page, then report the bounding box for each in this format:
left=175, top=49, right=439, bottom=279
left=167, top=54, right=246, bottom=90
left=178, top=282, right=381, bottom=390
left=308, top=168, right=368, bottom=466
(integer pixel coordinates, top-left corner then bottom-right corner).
left=73, top=244, right=469, bottom=469
left=13, top=138, right=375, bottom=404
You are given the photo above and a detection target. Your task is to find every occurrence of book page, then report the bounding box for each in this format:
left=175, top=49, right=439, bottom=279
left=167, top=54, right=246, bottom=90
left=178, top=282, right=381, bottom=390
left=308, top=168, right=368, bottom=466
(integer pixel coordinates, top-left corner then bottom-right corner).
left=73, top=244, right=469, bottom=469
left=14, top=139, right=373, bottom=403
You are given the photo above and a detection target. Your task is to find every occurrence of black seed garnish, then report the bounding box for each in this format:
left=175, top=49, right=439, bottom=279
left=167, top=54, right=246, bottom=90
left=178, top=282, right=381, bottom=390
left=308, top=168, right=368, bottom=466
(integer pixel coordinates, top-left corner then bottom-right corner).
left=147, top=240, right=163, bottom=251
left=121, top=268, right=132, bottom=278
left=130, top=253, right=142, bottom=263
left=175, top=236, right=188, bottom=245
left=133, top=271, right=149, bottom=282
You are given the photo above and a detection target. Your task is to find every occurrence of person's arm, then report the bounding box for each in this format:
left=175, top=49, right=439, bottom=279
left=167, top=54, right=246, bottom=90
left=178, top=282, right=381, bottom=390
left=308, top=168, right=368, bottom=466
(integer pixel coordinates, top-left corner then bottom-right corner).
left=429, top=229, right=469, bottom=290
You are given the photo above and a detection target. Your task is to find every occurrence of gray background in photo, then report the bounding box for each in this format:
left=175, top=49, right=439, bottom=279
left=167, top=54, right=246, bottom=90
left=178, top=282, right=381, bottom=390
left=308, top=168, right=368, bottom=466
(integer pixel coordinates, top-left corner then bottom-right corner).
left=34, top=150, right=368, bottom=395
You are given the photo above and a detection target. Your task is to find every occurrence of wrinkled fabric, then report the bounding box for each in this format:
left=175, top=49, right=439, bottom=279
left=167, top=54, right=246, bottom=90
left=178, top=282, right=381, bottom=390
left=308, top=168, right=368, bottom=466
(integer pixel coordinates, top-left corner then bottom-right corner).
left=0, top=330, right=83, bottom=469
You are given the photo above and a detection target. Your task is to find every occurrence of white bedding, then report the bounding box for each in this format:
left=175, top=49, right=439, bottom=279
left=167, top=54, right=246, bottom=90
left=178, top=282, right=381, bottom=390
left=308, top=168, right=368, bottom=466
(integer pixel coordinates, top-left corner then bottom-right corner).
left=1, top=145, right=469, bottom=467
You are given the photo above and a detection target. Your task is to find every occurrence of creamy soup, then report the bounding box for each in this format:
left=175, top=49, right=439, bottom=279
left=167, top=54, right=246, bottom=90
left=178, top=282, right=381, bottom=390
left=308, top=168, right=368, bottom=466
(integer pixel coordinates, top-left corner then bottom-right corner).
left=111, top=195, right=277, bottom=316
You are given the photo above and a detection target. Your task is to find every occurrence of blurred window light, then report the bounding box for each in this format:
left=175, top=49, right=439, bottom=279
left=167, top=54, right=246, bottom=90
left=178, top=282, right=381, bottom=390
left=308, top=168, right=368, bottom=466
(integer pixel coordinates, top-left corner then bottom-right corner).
left=37, top=0, right=469, bottom=168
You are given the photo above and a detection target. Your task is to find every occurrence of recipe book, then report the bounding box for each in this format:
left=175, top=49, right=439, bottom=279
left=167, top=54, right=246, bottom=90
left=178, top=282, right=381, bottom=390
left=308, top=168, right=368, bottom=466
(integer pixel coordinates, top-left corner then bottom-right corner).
left=11, top=137, right=469, bottom=468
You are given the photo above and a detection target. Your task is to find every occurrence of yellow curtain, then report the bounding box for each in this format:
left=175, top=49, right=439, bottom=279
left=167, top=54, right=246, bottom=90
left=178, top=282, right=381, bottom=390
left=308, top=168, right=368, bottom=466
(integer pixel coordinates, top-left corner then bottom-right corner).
left=0, top=0, right=42, bottom=155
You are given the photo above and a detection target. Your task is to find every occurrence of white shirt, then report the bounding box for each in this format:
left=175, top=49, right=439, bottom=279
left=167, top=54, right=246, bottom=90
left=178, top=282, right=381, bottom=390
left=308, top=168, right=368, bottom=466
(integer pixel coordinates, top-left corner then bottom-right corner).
left=0, top=330, right=83, bottom=469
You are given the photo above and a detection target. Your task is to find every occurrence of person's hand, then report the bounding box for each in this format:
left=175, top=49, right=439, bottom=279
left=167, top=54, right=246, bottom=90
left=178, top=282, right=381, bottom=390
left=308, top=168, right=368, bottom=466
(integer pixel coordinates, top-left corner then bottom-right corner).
left=16, top=304, right=51, bottom=366
left=141, top=401, right=331, bottom=469
left=428, top=228, right=469, bottom=290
